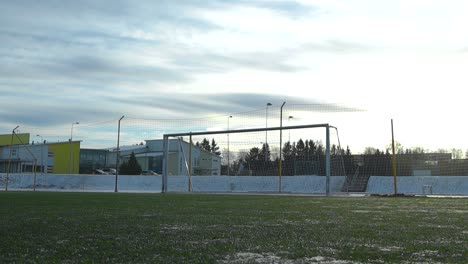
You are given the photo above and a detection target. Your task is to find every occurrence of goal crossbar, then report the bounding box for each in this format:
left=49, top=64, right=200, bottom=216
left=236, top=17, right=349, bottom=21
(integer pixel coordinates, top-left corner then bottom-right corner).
left=162, top=123, right=330, bottom=137
left=162, top=123, right=332, bottom=195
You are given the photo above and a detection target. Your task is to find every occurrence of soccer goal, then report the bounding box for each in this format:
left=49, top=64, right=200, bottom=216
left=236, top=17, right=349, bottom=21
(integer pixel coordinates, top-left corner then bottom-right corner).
left=161, top=124, right=346, bottom=195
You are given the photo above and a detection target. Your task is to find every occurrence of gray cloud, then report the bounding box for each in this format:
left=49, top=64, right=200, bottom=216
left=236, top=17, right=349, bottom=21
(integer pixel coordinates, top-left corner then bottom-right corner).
left=172, top=50, right=305, bottom=73
left=0, top=87, right=364, bottom=138
left=0, top=52, right=191, bottom=86
left=0, top=0, right=358, bottom=134
left=0, top=0, right=329, bottom=88
left=111, top=92, right=364, bottom=118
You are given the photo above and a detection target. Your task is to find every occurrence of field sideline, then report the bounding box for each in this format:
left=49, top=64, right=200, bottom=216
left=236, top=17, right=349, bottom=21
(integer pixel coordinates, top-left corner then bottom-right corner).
left=0, top=192, right=466, bottom=263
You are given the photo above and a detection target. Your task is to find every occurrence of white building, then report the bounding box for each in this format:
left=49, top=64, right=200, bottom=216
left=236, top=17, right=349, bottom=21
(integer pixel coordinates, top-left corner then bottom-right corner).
left=107, top=139, right=221, bottom=176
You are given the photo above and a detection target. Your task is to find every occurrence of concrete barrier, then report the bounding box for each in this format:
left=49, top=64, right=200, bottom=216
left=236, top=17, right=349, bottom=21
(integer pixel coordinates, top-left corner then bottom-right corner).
left=4, top=174, right=466, bottom=195
left=0, top=174, right=345, bottom=193
left=367, top=176, right=468, bottom=195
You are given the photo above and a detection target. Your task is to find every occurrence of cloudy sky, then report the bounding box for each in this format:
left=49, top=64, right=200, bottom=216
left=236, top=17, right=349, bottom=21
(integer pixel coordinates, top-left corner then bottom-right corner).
left=1, top=0, right=468, bottom=151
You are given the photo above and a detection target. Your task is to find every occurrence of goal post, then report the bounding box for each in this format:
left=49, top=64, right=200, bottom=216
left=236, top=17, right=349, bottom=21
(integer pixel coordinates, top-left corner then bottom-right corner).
left=162, top=124, right=334, bottom=195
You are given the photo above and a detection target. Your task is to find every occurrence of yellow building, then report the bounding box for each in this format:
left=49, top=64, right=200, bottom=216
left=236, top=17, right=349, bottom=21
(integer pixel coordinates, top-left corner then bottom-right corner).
left=47, top=141, right=80, bottom=174
left=0, top=133, right=30, bottom=146
left=0, top=133, right=80, bottom=174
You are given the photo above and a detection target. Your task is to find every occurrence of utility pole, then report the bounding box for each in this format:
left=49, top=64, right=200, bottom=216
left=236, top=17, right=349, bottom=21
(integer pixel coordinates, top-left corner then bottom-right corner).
left=5, top=126, right=19, bottom=192
left=115, top=116, right=125, bottom=192
left=265, top=103, right=272, bottom=161
left=279, top=101, right=286, bottom=192
left=69, top=122, right=79, bottom=174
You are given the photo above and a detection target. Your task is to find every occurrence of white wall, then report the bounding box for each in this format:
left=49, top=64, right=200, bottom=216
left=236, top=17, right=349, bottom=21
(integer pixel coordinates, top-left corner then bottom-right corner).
left=367, top=176, right=468, bottom=195
left=2, top=174, right=467, bottom=195
left=0, top=174, right=344, bottom=193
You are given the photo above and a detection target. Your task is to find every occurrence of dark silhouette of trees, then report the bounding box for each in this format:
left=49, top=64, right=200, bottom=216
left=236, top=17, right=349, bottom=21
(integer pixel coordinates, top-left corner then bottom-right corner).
left=119, top=152, right=142, bottom=175
left=196, top=138, right=221, bottom=156
left=234, top=140, right=463, bottom=177
left=211, top=139, right=221, bottom=156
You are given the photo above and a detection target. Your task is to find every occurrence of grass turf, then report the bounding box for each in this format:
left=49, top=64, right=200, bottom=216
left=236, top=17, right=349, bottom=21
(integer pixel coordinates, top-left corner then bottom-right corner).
left=0, top=192, right=466, bottom=263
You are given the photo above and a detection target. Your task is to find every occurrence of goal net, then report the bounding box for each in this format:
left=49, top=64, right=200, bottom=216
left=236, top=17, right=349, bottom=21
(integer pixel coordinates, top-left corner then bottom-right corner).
left=161, top=124, right=347, bottom=195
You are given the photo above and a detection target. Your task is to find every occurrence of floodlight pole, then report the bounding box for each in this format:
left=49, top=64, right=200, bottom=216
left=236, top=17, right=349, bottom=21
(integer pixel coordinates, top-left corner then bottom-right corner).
left=114, top=115, right=124, bottom=193
left=279, top=101, right=286, bottom=192
left=288, top=116, right=294, bottom=142
left=265, top=103, right=272, bottom=158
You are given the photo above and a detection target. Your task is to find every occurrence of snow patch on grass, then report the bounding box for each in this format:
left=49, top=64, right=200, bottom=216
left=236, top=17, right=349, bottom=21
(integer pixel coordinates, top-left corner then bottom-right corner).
left=305, top=219, right=321, bottom=225
left=159, top=224, right=192, bottom=233
left=221, top=252, right=362, bottom=264
left=378, top=246, right=403, bottom=252
left=412, top=250, right=439, bottom=258
left=351, top=210, right=374, bottom=213
left=141, top=213, right=160, bottom=217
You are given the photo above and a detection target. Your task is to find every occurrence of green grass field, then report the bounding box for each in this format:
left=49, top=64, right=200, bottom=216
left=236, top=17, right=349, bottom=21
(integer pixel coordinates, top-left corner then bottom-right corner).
left=0, top=192, right=466, bottom=263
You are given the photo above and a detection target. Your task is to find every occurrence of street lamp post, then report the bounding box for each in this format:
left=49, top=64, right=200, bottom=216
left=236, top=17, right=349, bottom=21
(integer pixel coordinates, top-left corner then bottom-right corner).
left=265, top=103, right=272, bottom=162
left=265, top=103, right=272, bottom=145
left=69, top=122, right=79, bottom=174
left=288, top=116, right=294, bottom=143
left=70, top=122, right=79, bottom=141
left=227, top=115, right=232, bottom=176
left=6, top=126, right=19, bottom=191
left=279, top=102, right=286, bottom=192
left=115, top=115, right=125, bottom=193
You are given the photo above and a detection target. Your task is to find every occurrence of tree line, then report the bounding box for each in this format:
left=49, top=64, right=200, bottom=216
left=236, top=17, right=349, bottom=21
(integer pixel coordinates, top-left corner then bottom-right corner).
left=190, top=137, right=468, bottom=176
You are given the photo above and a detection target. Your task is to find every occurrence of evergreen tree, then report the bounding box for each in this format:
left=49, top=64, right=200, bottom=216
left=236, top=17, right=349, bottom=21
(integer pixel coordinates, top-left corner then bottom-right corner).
left=119, top=152, right=142, bottom=175
left=211, top=139, right=221, bottom=156
left=282, top=141, right=294, bottom=175
left=259, top=143, right=271, bottom=162
left=245, top=147, right=261, bottom=175
left=197, top=138, right=211, bottom=152
left=196, top=138, right=221, bottom=155
left=296, top=139, right=305, bottom=160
